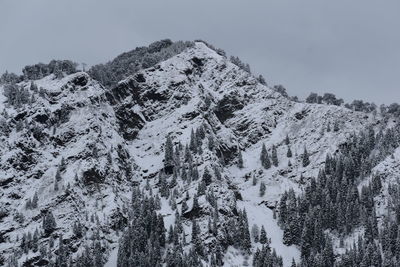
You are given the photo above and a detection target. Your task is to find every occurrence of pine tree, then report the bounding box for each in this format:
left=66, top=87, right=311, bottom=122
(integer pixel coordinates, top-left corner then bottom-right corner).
left=215, top=245, right=223, bottom=266
left=164, top=135, right=174, bottom=167
left=202, top=167, right=212, bottom=186
left=42, top=211, right=57, bottom=235
left=29, top=81, right=38, bottom=92
left=197, top=181, right=206, bottom=195
left=302, top=146, right=310, bottom=167
left=333, top=120, right=340, bottom=132
left=184, top=145, right=192, bottom=163
left=170, top=196, right=177, bottom=210
left=181, top=198, right=189, bottom=213
left=285, top=134, right=290, bottom=145
left=208, top=135, right=215, bottom=151
left=73, top=221, right=83, bottom=238
left=260, top=226, right=267, bottom=244
left=174, top=145, right=181, bottom=170
left=260, top=144, right=271, bottom=169
left=170, top=171, right=177, bottom=188
left=54, top=179, right=59, bottom=191
left=190, top=129, right=198, bottom=153
left=272, top=145, right=278, bottom=167
left=237, top=150, right=244, bottom=168
left=93, top=240, right=103, bottom=267
left=213, top=166, right=222, bottom=181
left=192, top=194, right=199, bottom=211
left=258, top=74, right=267, bottom=85
left=287, top=146, right=292, bottom=158
left=55, top=235, right=68, bottom=267
left=252, top=175, right=257, bottom=186
left=259, top=181, right=266, bottom=197
left=191, top=166, right=199, bottom=181
left=25, top=198, right=32, bottom=210
left=60, top=157, right=66, bottom=171
left=31, top=192, right=38, bottom=209
left=159, top=172, right=169, bottom=198
left=252, top=224, right=260, bottom=243
left=207, top=217, right=213, bottom=234
left=168, top=225, right=174, bottom=243
left=7, top=253, right=18, bottom=267
left=240, top=210, right=252, bottom=251
left=191, top=219, right=203, bottom=256
left=300, top=216, right=313, bottom=259
left=55, top=168, right=62, bottom=182
left=32, top=228, right=39, bottom=252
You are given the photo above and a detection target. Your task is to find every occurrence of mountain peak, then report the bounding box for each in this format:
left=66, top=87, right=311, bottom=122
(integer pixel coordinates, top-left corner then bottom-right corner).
left=0, top=40, right=399, bottom=267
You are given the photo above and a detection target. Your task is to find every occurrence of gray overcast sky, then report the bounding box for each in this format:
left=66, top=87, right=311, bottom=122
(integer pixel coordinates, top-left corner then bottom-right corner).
left=1, top=0, right=399, bottom=104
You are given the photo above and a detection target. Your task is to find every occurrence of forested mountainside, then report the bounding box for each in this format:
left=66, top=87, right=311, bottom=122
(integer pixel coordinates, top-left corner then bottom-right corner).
left=0, top=40, right=399, bottom=267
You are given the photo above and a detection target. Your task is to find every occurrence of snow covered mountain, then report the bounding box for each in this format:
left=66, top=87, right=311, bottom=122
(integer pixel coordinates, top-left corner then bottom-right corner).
left=0, top=41, right=399, bottom=267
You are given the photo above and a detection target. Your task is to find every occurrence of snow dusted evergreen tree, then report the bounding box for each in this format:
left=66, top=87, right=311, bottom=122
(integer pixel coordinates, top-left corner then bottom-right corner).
left=181, top=198, right=189, bottom=213
left=202, top=167, right=212, bottom=186
left=259, top=181, right=266, bottom=197
left=326, top=122, right=331, bottom=132
left=184, top=144, right=192, bottom=163
left=170, top=171, right=177, bottom=188
left=73, top=220, right=83, bottom=238
left=190, top=129, right=198, bottom=153
left=252, top=175, right=257, bottom=186
left=59, top=157, right=66, bottom=172
left=258, top=74, right=267, bottom=85
left=26, top=192, right=39, bottom=210
left=237, top=150, right=244, bottom=168
left=260, top=143, right=271, bottom=169
left=239, top=209, right=252, bottom=252
left=213, top=165, right=222, bottom=181
left=252, top=224, right=260, bottom=243
left=32, top=193, right=38, bottom=208
left=197, top=180, right=206, bottom=195
left=259, top=225, right=267, bottom=244
left=54, top=178, right=59, bottom=191
left=159, top=172, right=169, bottom=198
left=191, top=219, right=204, bottom=257
left=272, top=145, right=278, bottom=167
left=55, top=167, right=62, bottom=182
left=192, top=194, right=200, bottom=211
left=208, top=135, right=215, bottom=151
left=285, top=134, right=290, bottom=145
left=287, top=146, right=292, bottom=158
left=302, top=146, right=310, bottom=167
left=30, top=81, right=38, bottom=92
left=333, top=120, right=340, bottom=132
left=190, top=164, right=199, bottom=181
left=164, top=135, right=174, bottom=168
left=42, top=211, right=56, bottom=236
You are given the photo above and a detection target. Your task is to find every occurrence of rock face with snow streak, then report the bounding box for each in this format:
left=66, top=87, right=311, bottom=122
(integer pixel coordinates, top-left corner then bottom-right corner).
left=0, top=41, right=393, bottom=266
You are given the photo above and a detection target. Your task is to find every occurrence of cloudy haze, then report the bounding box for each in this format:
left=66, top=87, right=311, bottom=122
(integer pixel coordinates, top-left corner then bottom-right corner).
left=1, top=0, right=399, bottom=104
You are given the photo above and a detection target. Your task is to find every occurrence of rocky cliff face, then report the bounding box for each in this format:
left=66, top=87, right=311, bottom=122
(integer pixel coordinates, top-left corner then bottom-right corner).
left=0, top=42, right=396, bottom=266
